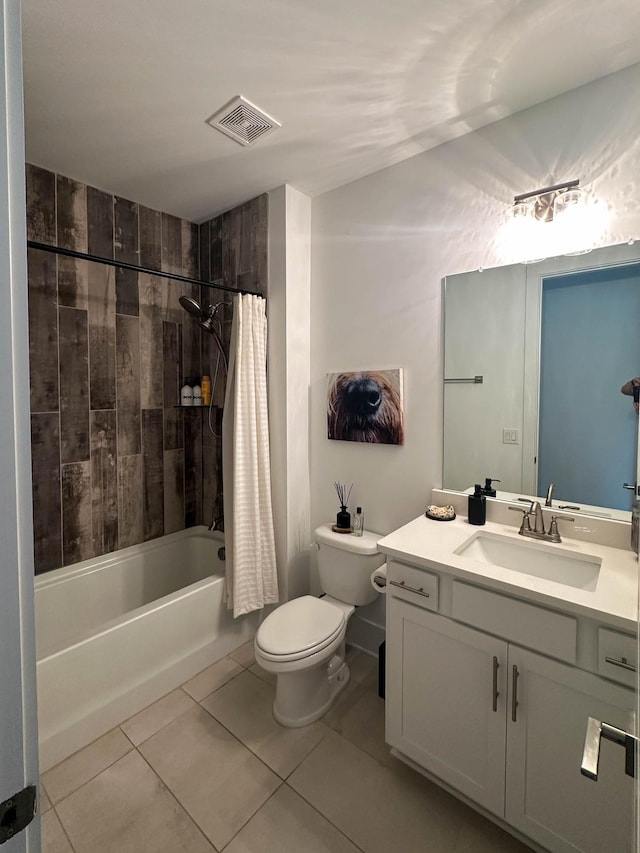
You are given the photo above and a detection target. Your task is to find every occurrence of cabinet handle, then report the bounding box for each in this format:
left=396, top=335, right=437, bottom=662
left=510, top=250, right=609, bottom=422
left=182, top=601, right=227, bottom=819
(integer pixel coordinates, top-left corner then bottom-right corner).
left=389, top=579, right=430, bottom=599
left=581, top=716, right=637, bottom=780
left=511, top=665, right=519, bottom=722
left=604, top=655, right=636, bottom=673
left=492, top=656, right=499, bottom=712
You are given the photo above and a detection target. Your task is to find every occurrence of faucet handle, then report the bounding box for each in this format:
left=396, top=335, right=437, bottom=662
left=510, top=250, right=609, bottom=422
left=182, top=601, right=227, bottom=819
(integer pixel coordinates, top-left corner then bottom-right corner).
left=548, top=515, right=575, bottom=543
left=509, top=503, right=533, bottom=534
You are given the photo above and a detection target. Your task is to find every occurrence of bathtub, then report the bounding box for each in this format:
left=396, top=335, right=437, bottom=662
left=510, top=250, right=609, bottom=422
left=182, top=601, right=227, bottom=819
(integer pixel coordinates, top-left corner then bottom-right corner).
left=35, top=526, right=257, bottom=771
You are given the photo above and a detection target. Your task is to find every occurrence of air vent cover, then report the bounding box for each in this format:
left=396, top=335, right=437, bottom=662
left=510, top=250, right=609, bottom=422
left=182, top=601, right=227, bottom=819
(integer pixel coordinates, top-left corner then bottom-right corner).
left=206, top=96, right=281, bottom=146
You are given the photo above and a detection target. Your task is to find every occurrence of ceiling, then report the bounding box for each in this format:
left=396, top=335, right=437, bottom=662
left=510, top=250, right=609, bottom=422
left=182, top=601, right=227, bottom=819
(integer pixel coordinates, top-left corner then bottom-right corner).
left=22, top=0, right=640, bottom=223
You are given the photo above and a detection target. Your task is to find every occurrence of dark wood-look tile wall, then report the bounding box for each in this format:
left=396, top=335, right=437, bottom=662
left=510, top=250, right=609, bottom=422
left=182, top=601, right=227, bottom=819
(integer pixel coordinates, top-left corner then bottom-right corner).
left=26, top=164, right=268, bottom=575
left=58, top=258, right=89, bottom=310
left=90, top=409, right=118, bottom=556
left=26, top=166, right=201, bottom=574
left=114, top=197, right=138, bottom=264
left=118, top=454, right=144, bottom=548
left=197, top=192, right=269, bottom=533
left=58, top=306, right=90, bottom=464
left=163, top=449, right=184, bottom=535
left=116, top=315, right=141, bottom=455
left=184, top=411, right=202, bottom=528
left=62, top=461, right=93, bottom=565
left=56, top=175, right=87, bottom=252
left=87, top=187, right=114, bottom=259
left=31, top=413, right=62, bottom=573
left=142, top=408, right=164, bottom=541
left=162, top=320, right=183, bottom=451
left=28, top=248, right=59, bottom=412
left=25, top=164, right=55, bottom=244
left=139, top=205, right=162, bottom=270
left=88, top=263, right=116, bottom=410
left=139, top=273, right=165, bottom=410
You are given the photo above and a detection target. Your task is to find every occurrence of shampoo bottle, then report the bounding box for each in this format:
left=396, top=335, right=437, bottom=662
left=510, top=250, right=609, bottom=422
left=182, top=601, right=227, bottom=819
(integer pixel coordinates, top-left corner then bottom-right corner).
left=468, top=484, right=486, bottom=525
left=192, top=378, right=202, bottom=406
left=180, top=378, right=193, bottom=406
left=201, top=375, right=212, bottom=406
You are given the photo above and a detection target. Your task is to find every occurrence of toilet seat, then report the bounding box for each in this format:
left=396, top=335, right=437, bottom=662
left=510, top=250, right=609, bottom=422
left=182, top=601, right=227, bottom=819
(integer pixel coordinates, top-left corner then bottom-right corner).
left=255, top=596, right=346, bottom=663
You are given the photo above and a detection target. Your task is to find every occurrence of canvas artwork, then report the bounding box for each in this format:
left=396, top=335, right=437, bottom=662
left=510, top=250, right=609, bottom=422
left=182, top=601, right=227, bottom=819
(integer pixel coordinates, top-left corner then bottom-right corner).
left=327, top=369, right=404, bottom=445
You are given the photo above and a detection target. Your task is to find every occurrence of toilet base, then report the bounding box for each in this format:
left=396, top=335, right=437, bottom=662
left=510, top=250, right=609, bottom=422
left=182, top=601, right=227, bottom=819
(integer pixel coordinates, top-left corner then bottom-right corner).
left=272, top=656, right=351, bottom=728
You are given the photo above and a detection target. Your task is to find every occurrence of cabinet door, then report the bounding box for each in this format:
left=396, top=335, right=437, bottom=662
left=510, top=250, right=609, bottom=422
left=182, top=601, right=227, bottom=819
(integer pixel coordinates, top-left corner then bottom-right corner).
left=386, top=599, right=508, bottom=816
left=506, top=646, right=636, bottom=853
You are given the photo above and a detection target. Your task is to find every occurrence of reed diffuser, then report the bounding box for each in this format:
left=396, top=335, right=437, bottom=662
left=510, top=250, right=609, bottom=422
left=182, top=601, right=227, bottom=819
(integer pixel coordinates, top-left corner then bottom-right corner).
left=334, top=481, right=353, bottom=531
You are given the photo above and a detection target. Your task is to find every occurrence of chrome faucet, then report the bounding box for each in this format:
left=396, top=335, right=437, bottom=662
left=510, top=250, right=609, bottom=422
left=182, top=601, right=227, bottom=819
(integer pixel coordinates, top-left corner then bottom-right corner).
left=509, top=501, right=574, bottom=543
left=545, top=483, right=554, bottom=507
left=208, top=512, right=224, bottom=532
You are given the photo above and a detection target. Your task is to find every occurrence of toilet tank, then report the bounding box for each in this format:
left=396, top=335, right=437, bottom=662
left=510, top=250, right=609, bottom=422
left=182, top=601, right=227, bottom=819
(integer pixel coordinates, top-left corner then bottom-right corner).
left=314, top=525, right=384, bottom=606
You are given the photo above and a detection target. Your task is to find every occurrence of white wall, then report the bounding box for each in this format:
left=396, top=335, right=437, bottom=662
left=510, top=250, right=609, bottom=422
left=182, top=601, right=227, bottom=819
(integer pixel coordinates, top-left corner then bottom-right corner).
left=310, top=63, right=640, bottom=545
left=268, top=185, right=312, bottom=602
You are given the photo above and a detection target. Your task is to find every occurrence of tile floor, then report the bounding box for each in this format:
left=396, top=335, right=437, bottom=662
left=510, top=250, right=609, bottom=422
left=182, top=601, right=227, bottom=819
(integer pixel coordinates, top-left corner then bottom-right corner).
left=40, top=642, right=535, bottom=853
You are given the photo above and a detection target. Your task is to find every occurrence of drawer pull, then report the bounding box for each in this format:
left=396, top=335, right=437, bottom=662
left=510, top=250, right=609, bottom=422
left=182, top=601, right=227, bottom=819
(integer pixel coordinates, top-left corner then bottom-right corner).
left=604, top=655, right=636, bottom=673
left=389, top=579, right=430, bottom=599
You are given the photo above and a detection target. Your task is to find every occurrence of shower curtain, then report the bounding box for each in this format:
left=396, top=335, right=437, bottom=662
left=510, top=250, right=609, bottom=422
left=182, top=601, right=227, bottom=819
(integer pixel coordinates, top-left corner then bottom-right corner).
left=222, top=294, right=279, bottom=617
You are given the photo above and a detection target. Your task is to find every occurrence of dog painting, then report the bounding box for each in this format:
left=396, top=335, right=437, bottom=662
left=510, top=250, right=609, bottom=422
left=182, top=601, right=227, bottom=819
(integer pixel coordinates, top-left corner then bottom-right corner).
left=327, top=369, right=404, bottom=445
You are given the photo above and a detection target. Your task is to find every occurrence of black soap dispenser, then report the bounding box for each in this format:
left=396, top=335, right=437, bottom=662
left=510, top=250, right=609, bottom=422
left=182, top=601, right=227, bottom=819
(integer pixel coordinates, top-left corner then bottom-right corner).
left=481, top=477, right=500, bottom=498
left=468, top=484, right=486, bottom=526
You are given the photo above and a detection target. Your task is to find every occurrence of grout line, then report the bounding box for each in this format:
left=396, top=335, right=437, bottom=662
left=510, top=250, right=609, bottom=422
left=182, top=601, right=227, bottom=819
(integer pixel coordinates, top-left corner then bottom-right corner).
left=118, top=695, right=196, bottom=750
left=134, top=747, right=220, bottom=852
left=218, top=782, right=285, bottom=852
left=190, top=663, right=247, bottom=705
left=284, top=780, right=369, bottom=853
left=195, top=672, right=282, bottom=780
left=50, top=804, right=79, bottom=853
left=43, top=735, right=134, bottom=808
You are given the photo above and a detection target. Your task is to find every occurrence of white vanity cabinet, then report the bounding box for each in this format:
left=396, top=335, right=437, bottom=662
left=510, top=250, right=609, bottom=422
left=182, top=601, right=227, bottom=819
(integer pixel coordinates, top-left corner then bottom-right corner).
left=505, top=647, right=634, bottom=853
left=385, top=561, right=636, bottom=853
left=386, top=599, right=508, bottom=816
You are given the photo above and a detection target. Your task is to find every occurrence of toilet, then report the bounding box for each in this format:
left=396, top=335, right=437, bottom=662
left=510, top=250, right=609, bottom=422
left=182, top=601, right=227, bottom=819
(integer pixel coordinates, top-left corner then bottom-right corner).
left=254, top=524, right=384, bottom=727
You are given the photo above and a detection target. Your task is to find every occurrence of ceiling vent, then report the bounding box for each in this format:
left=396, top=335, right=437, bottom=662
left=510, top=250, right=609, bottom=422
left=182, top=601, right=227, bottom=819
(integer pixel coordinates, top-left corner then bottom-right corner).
left=206, top=96, right=281, bottom=147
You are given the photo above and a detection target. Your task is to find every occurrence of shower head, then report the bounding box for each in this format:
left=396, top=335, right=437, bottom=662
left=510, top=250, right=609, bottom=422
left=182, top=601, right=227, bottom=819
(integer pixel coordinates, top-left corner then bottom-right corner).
left=179, top=295, right=226, bottom=333
left=179, top=294, right=228, bottom=371
left=179, top=295, right=206, bottom=318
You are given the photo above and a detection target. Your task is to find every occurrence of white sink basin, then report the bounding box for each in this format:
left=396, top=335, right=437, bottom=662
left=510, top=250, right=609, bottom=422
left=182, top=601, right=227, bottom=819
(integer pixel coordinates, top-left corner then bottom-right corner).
left=454, top=532, right=601, bottom=590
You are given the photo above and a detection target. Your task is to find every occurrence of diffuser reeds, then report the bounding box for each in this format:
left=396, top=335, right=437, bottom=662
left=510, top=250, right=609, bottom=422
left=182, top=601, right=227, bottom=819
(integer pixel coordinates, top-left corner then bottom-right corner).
left=334, top=481, right=353, bottom=510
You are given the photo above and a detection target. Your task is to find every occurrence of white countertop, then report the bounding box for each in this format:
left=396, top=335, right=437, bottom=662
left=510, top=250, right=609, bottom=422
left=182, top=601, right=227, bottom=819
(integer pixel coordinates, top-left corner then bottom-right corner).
left=378, top=514, right=639, bottom=632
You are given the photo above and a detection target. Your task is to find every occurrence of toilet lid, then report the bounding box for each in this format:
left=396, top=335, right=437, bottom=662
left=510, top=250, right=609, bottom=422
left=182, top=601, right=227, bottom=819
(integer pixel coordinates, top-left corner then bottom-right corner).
left=256, top=596, right=346, bottom=658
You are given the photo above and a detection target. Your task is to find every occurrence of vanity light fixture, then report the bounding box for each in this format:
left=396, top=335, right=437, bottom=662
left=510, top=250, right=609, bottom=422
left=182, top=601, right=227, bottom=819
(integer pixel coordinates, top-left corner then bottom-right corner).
left=513, top=180, right=582, bottom=224
left=506, top=179, right=607, bottom=262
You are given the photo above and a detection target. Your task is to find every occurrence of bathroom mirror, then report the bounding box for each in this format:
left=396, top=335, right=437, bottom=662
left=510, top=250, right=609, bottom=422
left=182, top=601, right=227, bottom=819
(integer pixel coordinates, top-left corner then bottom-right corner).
left=443, top=240, right=640, bottom=520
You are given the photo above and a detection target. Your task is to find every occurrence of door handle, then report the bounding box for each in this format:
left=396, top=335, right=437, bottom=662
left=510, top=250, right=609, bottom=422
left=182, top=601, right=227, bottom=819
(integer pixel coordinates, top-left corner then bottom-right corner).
left=581, top=716, right=637, bottom=780
left=492, top=656, right=499, bottom=712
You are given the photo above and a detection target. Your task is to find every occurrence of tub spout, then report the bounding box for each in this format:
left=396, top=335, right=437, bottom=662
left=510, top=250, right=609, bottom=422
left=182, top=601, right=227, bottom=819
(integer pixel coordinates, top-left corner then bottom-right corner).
left=208, top=514, right=224, bottom=532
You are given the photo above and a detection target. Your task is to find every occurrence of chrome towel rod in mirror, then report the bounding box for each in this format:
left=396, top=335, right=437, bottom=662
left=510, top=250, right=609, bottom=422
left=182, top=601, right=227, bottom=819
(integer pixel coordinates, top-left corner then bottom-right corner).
left=444, top=376, right=484, bottom=384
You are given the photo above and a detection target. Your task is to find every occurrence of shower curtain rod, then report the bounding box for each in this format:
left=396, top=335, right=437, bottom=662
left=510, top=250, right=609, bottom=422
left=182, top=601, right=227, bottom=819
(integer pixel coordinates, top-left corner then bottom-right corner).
left=27, top=240, right=265, bottom=298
